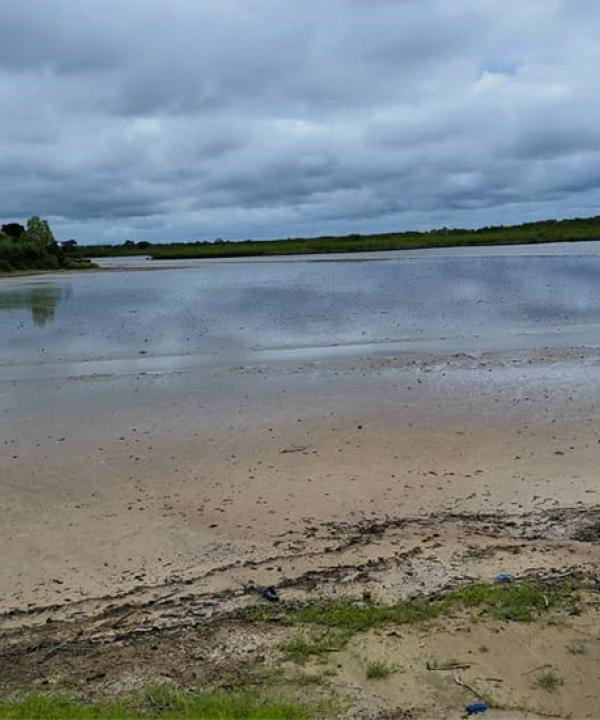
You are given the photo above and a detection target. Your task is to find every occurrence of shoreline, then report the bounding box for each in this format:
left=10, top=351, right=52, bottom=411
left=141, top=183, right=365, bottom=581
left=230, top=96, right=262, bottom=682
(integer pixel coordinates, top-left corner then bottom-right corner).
left=4, top=235, right=600, bottom=280
left=3, top=345, right=600, bottom=616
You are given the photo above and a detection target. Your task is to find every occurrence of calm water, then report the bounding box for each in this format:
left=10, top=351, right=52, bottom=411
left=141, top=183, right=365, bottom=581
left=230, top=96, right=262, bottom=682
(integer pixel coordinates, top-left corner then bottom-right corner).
left=2, top=243, right=600, bottom=378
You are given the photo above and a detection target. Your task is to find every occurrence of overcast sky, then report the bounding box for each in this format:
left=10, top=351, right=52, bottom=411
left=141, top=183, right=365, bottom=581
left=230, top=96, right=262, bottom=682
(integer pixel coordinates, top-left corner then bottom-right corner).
left=2, top=0, right=600, bottom=244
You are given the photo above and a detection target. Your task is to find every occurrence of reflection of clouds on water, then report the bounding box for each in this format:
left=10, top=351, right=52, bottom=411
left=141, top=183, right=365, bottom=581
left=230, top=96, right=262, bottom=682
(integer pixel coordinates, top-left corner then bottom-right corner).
left=0, top=283, right=72, bottom=326
left=440, top=256, right=600, bottom=324
left=2, top=251, right=600, bottom=367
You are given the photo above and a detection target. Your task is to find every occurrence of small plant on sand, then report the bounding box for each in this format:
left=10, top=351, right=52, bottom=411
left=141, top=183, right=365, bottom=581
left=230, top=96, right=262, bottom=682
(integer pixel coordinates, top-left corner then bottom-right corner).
left=279, top=629, right=350, bottom=663
left=364, top=658, right=396, bottom=680
left=534, top=670, right=564, bottom=692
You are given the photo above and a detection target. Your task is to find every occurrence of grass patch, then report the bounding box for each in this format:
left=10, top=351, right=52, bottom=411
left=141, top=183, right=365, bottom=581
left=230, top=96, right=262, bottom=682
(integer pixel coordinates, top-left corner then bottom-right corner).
left=0, top=685, right=311, bottom=719
left=279, top=629, right=350, bottom=663
left=247, top=580, right=580, bottom=640
left=534, top=670, right=565, bottom=693
left=364, top=659, right=396, bottom=680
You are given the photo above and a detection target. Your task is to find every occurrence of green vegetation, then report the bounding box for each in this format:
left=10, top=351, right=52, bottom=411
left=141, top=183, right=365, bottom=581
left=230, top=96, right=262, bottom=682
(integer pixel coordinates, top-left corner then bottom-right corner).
left=0, top=685, right=310, bottom=719
left=73, top=214, right=600, bottom=261
left=364, top=658, right=397, bottom=680
left=0, top=217, right=94, bottom=273
left=534, top=669, right=565, bottom=693
left=247, top=580, right=580, bottom=648
left=279, top=629, right=350, bottom=663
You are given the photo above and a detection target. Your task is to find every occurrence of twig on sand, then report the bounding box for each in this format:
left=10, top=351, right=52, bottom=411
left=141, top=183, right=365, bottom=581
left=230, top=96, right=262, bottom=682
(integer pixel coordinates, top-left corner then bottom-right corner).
left=280, top=445, right=311, bottom=454
left=427, top=661, right=471, bottom=671
left=454, top=673, right=483, bottom=699
left=524, top=663, right=552, bottom=676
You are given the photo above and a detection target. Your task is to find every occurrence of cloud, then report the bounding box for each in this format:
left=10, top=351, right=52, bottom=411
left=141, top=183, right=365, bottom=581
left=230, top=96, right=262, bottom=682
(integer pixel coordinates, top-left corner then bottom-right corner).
left=2, top=0, right=600, bottom=243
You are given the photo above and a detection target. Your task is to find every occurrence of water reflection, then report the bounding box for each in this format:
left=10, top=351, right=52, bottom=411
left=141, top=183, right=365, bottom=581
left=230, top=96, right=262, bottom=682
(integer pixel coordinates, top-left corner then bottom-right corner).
left=2, top=248, right=600, bottom=368
left=0, top=284, right=71, bottom=326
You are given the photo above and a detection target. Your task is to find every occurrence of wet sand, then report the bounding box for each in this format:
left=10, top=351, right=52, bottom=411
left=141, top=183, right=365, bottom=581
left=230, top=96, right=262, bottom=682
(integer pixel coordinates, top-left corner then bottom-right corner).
left=2, top=346, right=600, bottom=617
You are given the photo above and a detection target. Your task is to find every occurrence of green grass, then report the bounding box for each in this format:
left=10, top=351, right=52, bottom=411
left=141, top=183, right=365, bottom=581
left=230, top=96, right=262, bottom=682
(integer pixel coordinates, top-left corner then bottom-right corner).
left=279, top=629, right=350, bottom=663
left=248, top=580, right=579, bottom=633
left=0, top=685, right=310, bottom=719
left=534, top=670, right=565, bottom=693
left=364, top=659, right=396, bottom=680
left=73, top=213, right=600, bottom=261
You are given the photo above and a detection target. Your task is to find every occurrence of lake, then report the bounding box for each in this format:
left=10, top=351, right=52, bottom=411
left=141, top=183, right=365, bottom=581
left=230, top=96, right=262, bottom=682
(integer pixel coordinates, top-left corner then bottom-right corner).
left=2, top=241, right=600, bottom=380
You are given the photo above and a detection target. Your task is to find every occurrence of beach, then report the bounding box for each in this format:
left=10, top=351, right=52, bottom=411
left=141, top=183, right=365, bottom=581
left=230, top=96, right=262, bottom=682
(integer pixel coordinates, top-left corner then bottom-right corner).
left=2, top=249, right=600, bottom=716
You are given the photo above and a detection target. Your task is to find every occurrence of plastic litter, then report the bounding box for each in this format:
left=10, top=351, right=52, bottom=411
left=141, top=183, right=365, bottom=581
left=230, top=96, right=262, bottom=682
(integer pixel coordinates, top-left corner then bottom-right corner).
left=261, top=586, right=280, bottom=603
left=495, top=572, right=514, bottom=584
left=465, top=701, right=488, bottom=715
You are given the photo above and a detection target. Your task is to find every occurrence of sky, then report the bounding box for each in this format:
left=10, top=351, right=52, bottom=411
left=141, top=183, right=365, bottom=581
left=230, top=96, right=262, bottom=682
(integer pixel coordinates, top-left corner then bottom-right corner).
left=2, top=0, right=600, bottom=245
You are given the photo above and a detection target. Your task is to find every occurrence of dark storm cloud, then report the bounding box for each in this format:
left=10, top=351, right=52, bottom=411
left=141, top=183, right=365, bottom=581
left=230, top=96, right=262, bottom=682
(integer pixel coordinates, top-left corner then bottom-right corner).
left=2, top=0, right=600, bottom=243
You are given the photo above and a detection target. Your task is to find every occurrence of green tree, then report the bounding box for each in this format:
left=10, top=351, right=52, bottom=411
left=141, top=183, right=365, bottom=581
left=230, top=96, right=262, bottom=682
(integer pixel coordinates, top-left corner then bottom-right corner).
left=24, top=216, right=56, bottom=248
left=1, top=222, right=25, bottom=238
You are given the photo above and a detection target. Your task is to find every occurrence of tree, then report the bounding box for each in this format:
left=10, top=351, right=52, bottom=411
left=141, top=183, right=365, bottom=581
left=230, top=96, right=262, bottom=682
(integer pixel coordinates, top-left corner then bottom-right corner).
left=1, top=222, right=25, bottom=238
left=24, top=216, right=56, bottom=248
left=62, top=239, right=78, bottom=253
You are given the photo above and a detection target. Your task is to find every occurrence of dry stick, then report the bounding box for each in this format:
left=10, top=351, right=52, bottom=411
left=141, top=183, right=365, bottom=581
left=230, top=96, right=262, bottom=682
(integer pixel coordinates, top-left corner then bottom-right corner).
left=524, top=663, right=552, bottom=676
left=280, top=445, right=311, bottom=454
left=427, top=661, right=471, bottom=671
left=454, top=673, right=483, bottom=699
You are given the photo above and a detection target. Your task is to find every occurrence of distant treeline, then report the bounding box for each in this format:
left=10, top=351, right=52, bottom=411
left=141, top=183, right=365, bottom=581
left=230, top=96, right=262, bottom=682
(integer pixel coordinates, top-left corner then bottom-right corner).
left=0, top=217, right=94, bottom=273
left=74, top=215, right=600, bottom=260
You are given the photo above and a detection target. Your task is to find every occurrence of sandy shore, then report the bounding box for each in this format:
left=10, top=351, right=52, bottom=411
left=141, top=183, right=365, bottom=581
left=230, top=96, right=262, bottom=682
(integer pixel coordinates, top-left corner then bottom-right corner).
left=3, top=345, right=600, bottom=716
left=2, top=346, right=599, bottom=615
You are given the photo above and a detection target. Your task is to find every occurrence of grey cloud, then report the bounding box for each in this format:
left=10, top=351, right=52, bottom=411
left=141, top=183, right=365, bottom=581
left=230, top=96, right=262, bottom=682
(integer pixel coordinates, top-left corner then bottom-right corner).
left=2, top=0, right=600, bottom=243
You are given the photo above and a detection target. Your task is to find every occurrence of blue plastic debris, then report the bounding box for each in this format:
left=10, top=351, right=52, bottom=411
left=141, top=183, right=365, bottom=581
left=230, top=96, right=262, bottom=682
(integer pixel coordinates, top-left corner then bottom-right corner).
left=495, top=572, right=514, bottom=584
left=465, top=702, right=488, bottom=715
left=261, top=586, right=280, bottom=603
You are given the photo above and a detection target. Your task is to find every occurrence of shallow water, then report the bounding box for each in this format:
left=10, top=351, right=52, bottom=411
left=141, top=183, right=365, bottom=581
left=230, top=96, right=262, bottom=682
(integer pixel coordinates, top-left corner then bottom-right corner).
left=2, top=243, right=600, bottom=377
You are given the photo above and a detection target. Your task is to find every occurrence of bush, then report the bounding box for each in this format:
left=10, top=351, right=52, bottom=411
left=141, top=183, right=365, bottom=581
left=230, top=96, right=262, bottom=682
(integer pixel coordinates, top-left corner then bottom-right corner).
left=0, top=217, right=93, bottom=273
